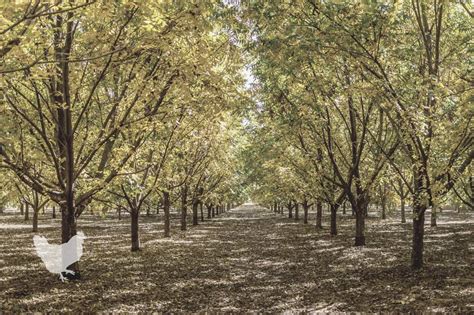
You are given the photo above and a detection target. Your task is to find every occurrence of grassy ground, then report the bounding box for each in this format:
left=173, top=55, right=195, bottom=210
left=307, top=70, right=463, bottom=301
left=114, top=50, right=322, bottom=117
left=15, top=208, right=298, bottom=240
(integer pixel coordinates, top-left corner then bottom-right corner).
left=0, top=204, right=472, bottom=312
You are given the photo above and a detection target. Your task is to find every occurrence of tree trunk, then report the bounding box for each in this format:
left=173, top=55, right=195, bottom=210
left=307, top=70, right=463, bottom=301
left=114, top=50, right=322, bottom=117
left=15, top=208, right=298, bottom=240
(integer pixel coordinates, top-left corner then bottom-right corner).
left=20, top=203, right=24, bottom=215
left=401, top=197, right=406, bottom=223
left=303, top=200, right=309, bottom=224
left=118, top=208, right=122, bottom=220
left=24, top=203, right=29, bottom=221
left=354, top=202, right=366, bottom=246
left=180, top=185, right=188, bottom=231
left=412, top=206, right=425, bottom=269
left=381, top=196, right=387, bottom=220
left=60, top=202, right=79, bottom=279
left=163, top=191, right=170, bottom=238
left=192, top=199, right=199, bottom=226
left=288, top=201, right=293, bottom=219
left=32, top=208, right=39, bottom=232
left=200, top=202, right=204, bottom=222
left=131, top=208, right=140, bottom=251
left=294, top=202, right=299, bottom=220
left=146, top=207, right=150, bottom=217
left=52, top=206, right=56, bottom=219
left=430, top=206, right=437, bottom=227
left=330, top=204, right=337, bottom=236
left=207, top=204, right=212, bottom=219
left=316, top=200, right=323, bottom=229
left=342, top=201, right=346, bottom=215
left=212, top=205, right=215, bottom=217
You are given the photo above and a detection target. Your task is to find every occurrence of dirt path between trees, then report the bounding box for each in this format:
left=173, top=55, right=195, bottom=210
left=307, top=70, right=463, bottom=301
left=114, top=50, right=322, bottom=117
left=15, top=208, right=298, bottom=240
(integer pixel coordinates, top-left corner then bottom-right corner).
left=1, top=204, right=472, bottom=312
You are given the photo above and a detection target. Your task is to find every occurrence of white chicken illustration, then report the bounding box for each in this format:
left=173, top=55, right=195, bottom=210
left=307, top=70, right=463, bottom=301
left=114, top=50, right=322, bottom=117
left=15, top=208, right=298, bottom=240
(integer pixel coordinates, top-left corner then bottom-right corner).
left=33, top=231, right=86, bottom=282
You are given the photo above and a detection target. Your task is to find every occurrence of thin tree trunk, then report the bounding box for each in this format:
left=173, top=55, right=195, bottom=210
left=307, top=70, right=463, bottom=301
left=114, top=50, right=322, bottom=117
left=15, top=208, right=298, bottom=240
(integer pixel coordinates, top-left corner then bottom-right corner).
left=60, top=203, right=79, bottom=278
left=354, top=203, right=366, bottom=246
left=330, top=204, right=337, bottom=236
left=342, top=201, right=346, bottom=215
left=52, top=206, right=56, bottom=219
left=381, top=196, right=387, bottom=220
left=24, top=203, right=29, bottom=221
left=401, top=197, right=406, bottom=223
left=294, top=202, right=299, bottom=220
left=180, top=185, right=188, bottom=231
left=200, top=202, right=204, bottom=222
left=412, top=206, right=425, bottom=269
left=192, top=198, right=199, bottom=226
left=430, top=206, right=437, bottom=227
left=131, top=208, right=140, bottom=251
left=32, top=208, right=39, bottom=232
left=207, top=204, right=212, bottom=219
left=303, top=200, right=309, bottom=224
left=163, top=191, right=170, bottom=238
left=316, top=200, right=322, bottom=229
left=212, top=205, right=215, bottom=217
left=288, top=201, right=293, bottom=219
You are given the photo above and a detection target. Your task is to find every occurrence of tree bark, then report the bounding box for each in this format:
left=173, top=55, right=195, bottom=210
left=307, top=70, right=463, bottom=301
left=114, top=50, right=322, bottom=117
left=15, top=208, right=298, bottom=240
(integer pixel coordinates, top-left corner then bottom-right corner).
left=355, top=206, right=365, bottom=245
left=32, top=207, right=39, bottom=232
left=294, top=202, right=299, bottom=220
left=381, top=197, right=387, bottom=219
left=401, top=197, right=406, bottom=223
left=303, top=200, right=309, bottom=224
left=207, top=204, right=212, bottom=219
left=430, top=206, right=437, bottom=227
left=316, top=200, right=323, bottom=229
left=24, top=203, right=29, bottom=221
left=288, top=201, right=293, bottom=219
left=180, top=185, right=188, bottom=231
left=20, top=203, right=24, bottom=215
left=330, top=204, right=337, bottom=236
left=200, top=202, right=204, bottom=222
left=131, top=208, right=140, bottom=251
left=412, top=207, right=425, bottom=269
left=52, top=206, right=56, bottom=219
left=163, top=191, right=170, bottom=237
left=60, top=203, right=79, bottom=279
left=192, top=198, right=199, bottom=226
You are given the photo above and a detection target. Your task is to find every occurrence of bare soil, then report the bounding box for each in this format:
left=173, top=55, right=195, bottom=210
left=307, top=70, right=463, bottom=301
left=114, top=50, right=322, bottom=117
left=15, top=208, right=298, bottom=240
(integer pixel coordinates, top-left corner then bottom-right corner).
left=0, top=204, right=472, bottom=312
